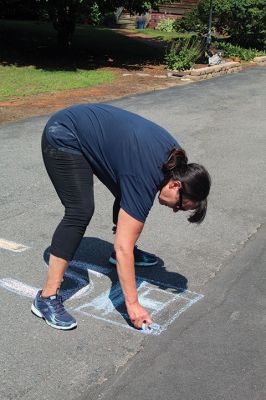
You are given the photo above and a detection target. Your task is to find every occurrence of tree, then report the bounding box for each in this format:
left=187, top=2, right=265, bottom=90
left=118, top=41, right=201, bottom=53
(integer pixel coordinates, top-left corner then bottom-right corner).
left=0, top=0, right=39, bottom=19
left=198, top=0, right=266, bottom=42
left=176, top=0, right=266, bottom=48
left=1, top=0, right=169, bottom=48
left=37, top=1, right=81, bottom=48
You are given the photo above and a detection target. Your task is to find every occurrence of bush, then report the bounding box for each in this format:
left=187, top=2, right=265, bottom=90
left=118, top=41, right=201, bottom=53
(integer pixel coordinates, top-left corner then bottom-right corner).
left=155, top=18, right=175, bottom=32
left=90, top=3, right=103, bottom=26
left=165, top=37, right=203, bottom=70
left=173, top=9, right=205, bottom=34
left=174, top=0, right=266, bottom=48
left=213, top=41, right=266, bottom=61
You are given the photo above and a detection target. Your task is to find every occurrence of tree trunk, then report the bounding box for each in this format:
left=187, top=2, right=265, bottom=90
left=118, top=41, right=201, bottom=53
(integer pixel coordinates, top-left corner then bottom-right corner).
left=56, top=16, right=76, bottom=49
left=46, top=1, right=78, bottom=49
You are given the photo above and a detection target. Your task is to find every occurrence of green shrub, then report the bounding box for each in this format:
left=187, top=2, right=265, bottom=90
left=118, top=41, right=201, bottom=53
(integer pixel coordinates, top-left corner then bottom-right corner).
left=90, top=3, right=103, bottom=26
left=165, top=37, right=203, bottom=70
left=173, top=9, right=205, bottom=35
left=155, top=18, right=175, bottom=33
left=177, top=0, right=266, bottom=48
left=213, top=41, right=266, bottom=61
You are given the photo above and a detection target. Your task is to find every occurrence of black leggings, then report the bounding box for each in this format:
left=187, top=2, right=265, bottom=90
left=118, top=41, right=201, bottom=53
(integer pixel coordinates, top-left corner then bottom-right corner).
left=42, top=133, right=97, bottom=261
left=42, top=133, right=120, bottom=260
left=42, top=133, right=121, bottom=260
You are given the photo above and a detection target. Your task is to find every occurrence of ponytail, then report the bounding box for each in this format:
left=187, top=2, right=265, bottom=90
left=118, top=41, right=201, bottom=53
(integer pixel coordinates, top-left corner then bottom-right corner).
left=163, top=147, right=188, bottom=174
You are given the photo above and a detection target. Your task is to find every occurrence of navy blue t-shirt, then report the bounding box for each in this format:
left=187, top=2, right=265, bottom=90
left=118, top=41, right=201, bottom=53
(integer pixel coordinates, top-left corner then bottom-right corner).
left=44, top=104, right=180, bottom=222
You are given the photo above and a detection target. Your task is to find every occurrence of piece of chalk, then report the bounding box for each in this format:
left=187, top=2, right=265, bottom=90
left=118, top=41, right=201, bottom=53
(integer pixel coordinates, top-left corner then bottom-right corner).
left=141, top=323, right=161, bottom=334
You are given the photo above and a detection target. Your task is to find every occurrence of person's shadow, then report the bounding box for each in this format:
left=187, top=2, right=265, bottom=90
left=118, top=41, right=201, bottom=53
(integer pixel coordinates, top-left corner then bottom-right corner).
left=43, top=237, right=188, bottom=329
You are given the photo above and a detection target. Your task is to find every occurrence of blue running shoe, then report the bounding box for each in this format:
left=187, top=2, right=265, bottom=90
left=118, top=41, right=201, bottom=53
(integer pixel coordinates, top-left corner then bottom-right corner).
left=109, top=246, right=158, bottom=267
left=31, top=290, right=77, bottom=330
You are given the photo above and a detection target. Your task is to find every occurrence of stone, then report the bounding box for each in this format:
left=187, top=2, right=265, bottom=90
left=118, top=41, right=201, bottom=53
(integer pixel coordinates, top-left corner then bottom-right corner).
left=253, top=56, right=266, bottom=63
left=180, top=75, right=191, bottom=81
left=154, top=75, right=167, bottom=78
left=190, top=69, right=201, bottom=76
left=136, top=73, right=150, bottom=77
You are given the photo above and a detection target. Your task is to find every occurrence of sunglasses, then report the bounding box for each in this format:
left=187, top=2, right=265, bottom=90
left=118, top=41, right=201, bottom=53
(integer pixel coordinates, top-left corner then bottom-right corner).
left=176, top=187, right=185, bottom=211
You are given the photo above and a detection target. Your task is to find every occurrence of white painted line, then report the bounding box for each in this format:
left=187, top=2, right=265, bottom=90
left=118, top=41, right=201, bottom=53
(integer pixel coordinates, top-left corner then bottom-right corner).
left=0, top=239, right=29, bottom=253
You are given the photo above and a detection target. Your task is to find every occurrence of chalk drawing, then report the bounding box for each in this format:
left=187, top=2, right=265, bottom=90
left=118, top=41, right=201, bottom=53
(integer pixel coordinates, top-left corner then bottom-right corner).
left=62, top=260, right=112, bottom=299
left=61, top=269, right=93, bottom=300
left=0, top=238, right=29, bottom=252
left=0, top=259, right=108, bottom=300
left=74, top=277, right=203, bottom=336
left=0, top=245, right=204, bottom=335
left=69, top=260, right=111, bottom=278
left=0, top=275, right=93, bottom=300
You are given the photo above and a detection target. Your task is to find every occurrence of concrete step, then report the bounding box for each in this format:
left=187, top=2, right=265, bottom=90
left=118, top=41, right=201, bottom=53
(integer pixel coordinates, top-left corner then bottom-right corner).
left=117, top=22, right=136, bottom=29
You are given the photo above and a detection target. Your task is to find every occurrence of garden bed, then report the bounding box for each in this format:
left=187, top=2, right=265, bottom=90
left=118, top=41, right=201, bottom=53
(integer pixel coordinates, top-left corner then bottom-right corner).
left=166, top=55, right=266, bottom=81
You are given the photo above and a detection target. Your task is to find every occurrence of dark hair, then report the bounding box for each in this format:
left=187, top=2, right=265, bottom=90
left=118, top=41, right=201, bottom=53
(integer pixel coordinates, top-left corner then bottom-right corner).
left=162, top=147, right=211, bottom=224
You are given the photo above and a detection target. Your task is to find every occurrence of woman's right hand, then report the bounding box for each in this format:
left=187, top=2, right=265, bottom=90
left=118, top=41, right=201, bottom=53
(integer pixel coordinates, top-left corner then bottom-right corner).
left=126, top=301, right=152, bottom=329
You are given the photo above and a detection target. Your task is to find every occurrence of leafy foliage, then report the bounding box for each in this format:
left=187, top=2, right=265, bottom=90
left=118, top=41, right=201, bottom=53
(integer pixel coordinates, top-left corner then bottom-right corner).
left=213, top=41, right=266, bottom=61
left=155, top=18, right=175, bottom=33
left=90, top=2, right=103, bottom=25
left=164, top=37, right=203, bottom=70
left=174, top=0, right=266, bottom=48
left=173, top=9, right=205, bottom=35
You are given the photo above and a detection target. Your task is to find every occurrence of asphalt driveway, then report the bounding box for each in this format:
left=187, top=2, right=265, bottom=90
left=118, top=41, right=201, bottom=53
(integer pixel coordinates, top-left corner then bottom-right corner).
left=0, top=66, right=265, bottom=400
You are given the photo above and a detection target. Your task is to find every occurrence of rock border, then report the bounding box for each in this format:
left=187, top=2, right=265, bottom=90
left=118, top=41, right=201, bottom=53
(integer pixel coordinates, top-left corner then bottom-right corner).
left=167, top=56, right=266, bottom=81
left=168, top=61, right=242, bottom=81
left=253, top=55, right=266, bottom=64
left=123, top=56, right=265, bottom=82
left=191, top=61, right=242, bottom=81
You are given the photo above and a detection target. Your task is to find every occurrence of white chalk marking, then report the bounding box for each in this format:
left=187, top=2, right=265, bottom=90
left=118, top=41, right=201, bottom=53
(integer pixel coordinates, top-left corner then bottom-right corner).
left=0, top=259, right=98, bottom=300
left=74, top=277, right=204, bottom=335
left=0, top=252, right=204, bottom=335
left=0, top=255, right=111, bottom=300
left=76, top=310, right=163, bottom=335
left=0, top=278, right=39, bottom=298
left=0, top=275, right=93, bottom=301
left=69, top=260, right=111, bottom=278
left=62, top=269, right=93, bottom=299
left=76, top=278, right=147, bottom=316
left=0, top=239, right=29, bottom=253
left=141, top=323, right=162, bottom=335
left=138, top=288, right=171, bottom=312
left=76, top=280, right=129, bottom=316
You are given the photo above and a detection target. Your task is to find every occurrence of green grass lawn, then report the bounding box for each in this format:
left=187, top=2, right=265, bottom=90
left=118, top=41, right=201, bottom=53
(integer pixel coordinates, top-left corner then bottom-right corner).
left=0, top=66, right=114, bottom=100
left=0, top=20, right=164, bottom=101
left=136, top=28, right=192, bottom=42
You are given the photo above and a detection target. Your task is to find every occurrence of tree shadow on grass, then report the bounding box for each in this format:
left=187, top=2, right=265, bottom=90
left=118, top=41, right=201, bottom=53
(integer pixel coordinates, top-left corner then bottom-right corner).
left=0, top=21, right=166, bottom=71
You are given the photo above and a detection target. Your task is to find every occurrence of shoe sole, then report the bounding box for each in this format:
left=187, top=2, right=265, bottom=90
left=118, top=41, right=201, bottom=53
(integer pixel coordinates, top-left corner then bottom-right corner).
left=109, top=256, right=158, bottom=267
left=31, top=303, right=77, bottom=331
